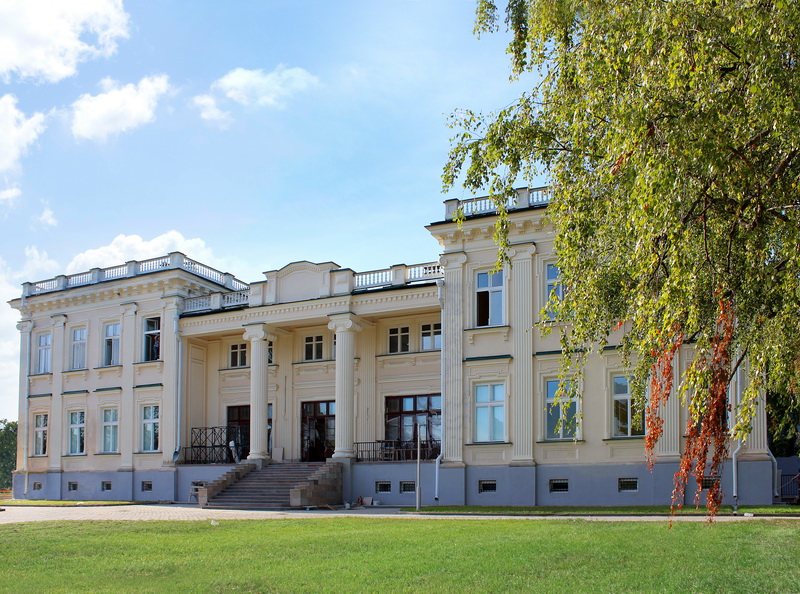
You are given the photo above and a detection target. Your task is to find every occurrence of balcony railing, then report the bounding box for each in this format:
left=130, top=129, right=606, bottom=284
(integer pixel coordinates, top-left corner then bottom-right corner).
left=354, top=440, right=441, bottom=462
left=184, top=290, right=250, bottom=313
left=180, top=426, right=244, bottom=464
left=354, top=262, right=442, bottom=290
left=444, top=186, right=551, bottom=220
left=23, top=252, right=249, bottom=297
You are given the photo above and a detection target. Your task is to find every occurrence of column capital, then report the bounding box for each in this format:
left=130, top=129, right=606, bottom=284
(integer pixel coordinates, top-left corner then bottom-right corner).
left=51, top=314, right=67, bottom=328
left=121, top=302, right=138, bottom=316
left=327, top=314, right=363, bottom=334
left=16, top=320, right=33, bottom=333
left=439, top=252, right=467, bottom=270
left=507, top=243, right=537, bottom=260
left=243, top=323, right=276, bottom=343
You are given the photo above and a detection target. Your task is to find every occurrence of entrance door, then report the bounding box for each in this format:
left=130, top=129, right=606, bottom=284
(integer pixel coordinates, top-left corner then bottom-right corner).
left=301, top=400, right=335, bottom=462
left=227, top=405, right=250, bottom=460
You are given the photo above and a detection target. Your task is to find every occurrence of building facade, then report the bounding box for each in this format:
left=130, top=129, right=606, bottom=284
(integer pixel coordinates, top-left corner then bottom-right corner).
left=9, top=189, right=776, bottom=505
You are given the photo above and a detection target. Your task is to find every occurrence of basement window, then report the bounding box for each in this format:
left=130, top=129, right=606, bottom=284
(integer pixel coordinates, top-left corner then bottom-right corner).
left=549, top=479, right=569, bottom=493
left=618, top=478, right=638, bottom=493
left=101, top=481, right=112, bottom=492
left=478, top=480, right=497, bottom=493
left=400, top=481, right=416, bottom=494
left=141, top=481, right=153, bottom=492
left=32, top=482, right=42, bottom=491
left=67, top=482, right=78, bottom=492
left=701, top=476, right=720, bottom=490
left=375, top=481, right=391, bottom=494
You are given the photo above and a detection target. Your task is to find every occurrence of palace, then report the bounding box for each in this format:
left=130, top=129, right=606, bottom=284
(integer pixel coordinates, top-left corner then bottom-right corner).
left=9, top=188, right=777, bottom=506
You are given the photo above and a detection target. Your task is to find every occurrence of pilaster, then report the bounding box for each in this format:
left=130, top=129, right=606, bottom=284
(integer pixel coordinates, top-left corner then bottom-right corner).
left=16, top=320, right=32, bottom=472
left=508, top=244, right=536, bottom=464
left=161, top=298, right=181, bottom=467
left=119, top=303, right=137, bottom=470
left=244, top=323, right=276, bottom=464
left=48, top=314, right=66, bottom=471
left=440, top=252, right=467, bottom=465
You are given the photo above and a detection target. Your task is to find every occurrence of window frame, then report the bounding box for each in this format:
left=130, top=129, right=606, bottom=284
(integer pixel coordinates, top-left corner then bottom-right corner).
left=474, top=383, right=506, bottom=443
left=420, top=322, right=442, bottom=351
left=304, top=335, right=324, bottom=361
left=388, top=326, right=411, bottom=354
left=68, top=410, right=86, bottom=455
left=143, top=317, right=161, bottom=362
left=36, top=332, right=52, bottom=374
left=141, top=404, right=160, bottom=452
left=545, top=378, right=580, bottom=440
left=384, top=394, right=442, bottom=444
left=103, top=322, right=121, bottom=366
left=102, top=407, right=119, bottom=453
left=475, top=270, right=504, bottom=327
left=544, top=262, right=566, bottom=321
left=70, top=326, right=87, bottom=370
left=611, top=374, right=645, bottom=438
left=230, top=343, right=248, bottom=368
left=33, top=413, right=48, bottom=456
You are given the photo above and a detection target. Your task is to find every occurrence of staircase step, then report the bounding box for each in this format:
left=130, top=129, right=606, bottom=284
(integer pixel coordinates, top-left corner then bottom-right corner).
left=205, top=462, right=327, bottom=509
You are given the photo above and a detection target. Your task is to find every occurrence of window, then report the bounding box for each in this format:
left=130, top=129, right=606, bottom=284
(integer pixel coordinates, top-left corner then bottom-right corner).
left=104, top=322, right=120, bottom=366
left=142, top=405, right=160, bottom=452
left=549, top=479, right=569, bottom=493
left=36, top=333, right=51, bottom=374
left=143, top=317, right=160, bottom=361
left=68, top=482, right=78, bottom=492
left=476, top=270, right=503, bottom=326
left=230, top=343, right=247, bottom=368
left=32, top=482, right=42, bottom=491
left=101, top=481, right=112, bottom=492
left=618, top=478, right=639, bottom=492
left=141, top=481, right=153, bottom=492
left=385, top=395, right=442, bottom=445
left=400, top=481, right=416, bottom=494
left=375, top=481, right=392, bottom=494
left=33, top=413, right=48, bottom=456
left=701, top=476, right=720, bottom=490
left=304, top=335, right=323, bottom=361
left=71, top=327, right=87, bottom=370
left=546, top=380, right=578, bottom=439
left=478, top=480, right=497, bottom=493
left=68, top=411, right=85, bottom=454
left=421, top=323, right=441, bottom=350
left=612, top=375, right=645, bottom=437
left=545, top=263, right=566, bottom=320
left=102, top=408, right=119, bottom=453
left=268, top=340, right=273, bottom=364
left=388, top=327, right=410, bottom=353
left=475, top=384, right=505, bottom=442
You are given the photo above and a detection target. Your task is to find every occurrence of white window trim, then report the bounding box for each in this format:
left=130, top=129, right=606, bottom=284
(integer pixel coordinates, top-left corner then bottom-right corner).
left=388, top=326, right=411, bottom=354
left=303, top=335, right=324, bottom=361
left=475, top=269, right=505, bottom=327
left=33, top=412, right=48, bottom=456
left=70, top=326, right=88, bottom=371
left=101, top=407, right=119, bottom=453
left=143, top=317, right=161, bottom=362
left=473, top=382, right=507, bottom=443
left=420, top=322, right=442, bottom=351
left=230, top=342, right=248, bottom=368
left=68, top=410, right=86, bottom=455
left=103, top=321, right=121, bottom=367
left=610, top=373, right=646, bottom=438
left=544, top=377, right=581, bottom=440
left=543, top=261, right=566, bottom=321
left=36, top=332, right=52, bottom=374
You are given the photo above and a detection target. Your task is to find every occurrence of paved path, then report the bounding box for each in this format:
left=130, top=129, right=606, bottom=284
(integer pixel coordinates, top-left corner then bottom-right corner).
left=1, top=504, right=797, bottom=524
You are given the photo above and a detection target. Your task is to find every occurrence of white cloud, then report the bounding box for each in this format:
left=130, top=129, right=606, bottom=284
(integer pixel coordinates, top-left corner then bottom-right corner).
left=0, top=187, right=22, bottom=204
left=212, top=65, right=318, bottom=107
left=192, top=94, right=231, bottom=127
left=71, top=74, right=170, bottom=142
left=36, top=207, right=57, bottom=227
left=0, top=95, right=46, bottom=172
left=65, top=231, right=217, bottom=273
left=0, top=0, right=130, bottom=83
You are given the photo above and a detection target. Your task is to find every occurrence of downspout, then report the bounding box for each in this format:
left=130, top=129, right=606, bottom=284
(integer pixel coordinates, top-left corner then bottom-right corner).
left=20, top=294, right=31, bottom=497
left=766, top=448, right=780, bottom=499
left=435, top=279, right=444, bottom=503
left=732, top=367, right=743, bottom=513
left=172, top=312, right=183, bottom=463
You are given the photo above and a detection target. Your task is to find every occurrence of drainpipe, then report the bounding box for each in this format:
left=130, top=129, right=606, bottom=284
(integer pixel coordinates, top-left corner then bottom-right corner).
left=766, top=448, right=780, bottom=499
left=435, top=279, right=444, bottom=504
left=732, top=367, right=743, bottom=514
left=172, top=313, right=183, bottom=463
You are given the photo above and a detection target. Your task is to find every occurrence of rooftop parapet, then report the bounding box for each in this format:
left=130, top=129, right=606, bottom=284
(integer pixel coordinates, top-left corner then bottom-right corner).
left=21, top=252, right=249, bottom=297
left=443, top=186, right=550, bottom=220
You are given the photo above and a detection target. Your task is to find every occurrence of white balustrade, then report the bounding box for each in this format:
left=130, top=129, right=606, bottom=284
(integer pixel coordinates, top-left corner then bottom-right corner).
left=222, top=291, right=249, bottom=307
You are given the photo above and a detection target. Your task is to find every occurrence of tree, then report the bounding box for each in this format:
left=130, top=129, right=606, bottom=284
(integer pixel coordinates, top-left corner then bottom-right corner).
left=444, top=0, right=800, bottom=515
left=0, top=419, right=18, bottom=491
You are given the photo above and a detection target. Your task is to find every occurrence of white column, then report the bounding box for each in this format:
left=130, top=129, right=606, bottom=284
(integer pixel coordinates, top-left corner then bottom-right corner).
left=48, top=315, right=66, bottom=472
left=16, top=320, right=33, bottom=475
left=328, top=314, right=362, bottom=458
left=509, top=244, right=536, bottom=464
left=440, top=252, right=467, bottom=465
left=244, top=324, right=275, bottom=464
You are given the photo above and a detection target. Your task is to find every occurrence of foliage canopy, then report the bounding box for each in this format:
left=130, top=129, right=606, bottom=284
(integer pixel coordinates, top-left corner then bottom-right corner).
left=0, top=419, right=18, bottom=490
left=444, top=0, right=800, bottom=512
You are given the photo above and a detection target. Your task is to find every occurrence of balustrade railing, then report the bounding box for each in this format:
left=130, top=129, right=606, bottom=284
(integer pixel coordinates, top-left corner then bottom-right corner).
left=181, top=426, right=244, bottom=464
left=222, top=290, right=250, bottom=307
left=354, top=440, right=441, bottom=462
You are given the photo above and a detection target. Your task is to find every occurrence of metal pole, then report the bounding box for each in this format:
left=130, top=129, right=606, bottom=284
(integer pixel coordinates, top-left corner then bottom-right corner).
left=415, top=424, right=422, bottom=512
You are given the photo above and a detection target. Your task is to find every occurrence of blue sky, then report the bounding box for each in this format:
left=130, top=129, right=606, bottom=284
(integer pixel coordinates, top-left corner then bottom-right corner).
left=0, top=1, right=543, bottom=421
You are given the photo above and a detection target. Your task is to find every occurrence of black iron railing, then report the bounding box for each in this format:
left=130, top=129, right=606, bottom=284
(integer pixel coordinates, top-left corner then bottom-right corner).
left=781, top=473, right=799, bottom=503
left=181, top=426, right=243, bottom=464
left=354, top=440, right=441, bottom=462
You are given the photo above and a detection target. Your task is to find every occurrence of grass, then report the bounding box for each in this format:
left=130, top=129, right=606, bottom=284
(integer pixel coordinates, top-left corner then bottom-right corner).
left=0, top=518, right=798, bottom=592
left=0, top=499, right=139, bottom=506
left=401, top=505, right=800, bottom=515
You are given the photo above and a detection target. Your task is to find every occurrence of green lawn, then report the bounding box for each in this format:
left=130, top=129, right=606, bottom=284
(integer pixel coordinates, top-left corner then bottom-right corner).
left=0, top=499, right=138, bottom=506
left=402, top=505, right=800, bottom=515
left=1, top=518, right=797, bottom=592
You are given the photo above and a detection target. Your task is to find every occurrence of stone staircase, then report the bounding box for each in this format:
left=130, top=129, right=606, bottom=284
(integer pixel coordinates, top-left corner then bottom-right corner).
left=203, top=462, right=326, bottom=510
